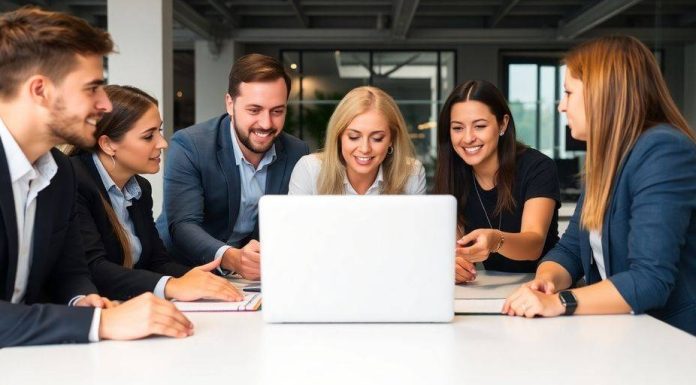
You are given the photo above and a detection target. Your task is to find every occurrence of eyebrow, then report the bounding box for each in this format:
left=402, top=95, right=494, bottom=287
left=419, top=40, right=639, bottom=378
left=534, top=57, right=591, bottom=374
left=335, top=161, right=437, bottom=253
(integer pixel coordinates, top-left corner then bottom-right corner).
left=140, top=122, right=163, bottom=134
left=245, top=104, right=286, bottom=110
left=85, top=79, right=106, bottom=87
left=347, top=129, right=386, bottom=135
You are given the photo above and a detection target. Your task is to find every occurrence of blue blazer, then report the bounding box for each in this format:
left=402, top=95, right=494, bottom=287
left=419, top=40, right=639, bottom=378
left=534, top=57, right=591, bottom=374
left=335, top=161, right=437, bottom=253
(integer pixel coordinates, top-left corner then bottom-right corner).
left=155, top=114, right=309, bottom=266
left=0, top=147, right=96, bottom=348
left=543, top=125, right=696, bottom=335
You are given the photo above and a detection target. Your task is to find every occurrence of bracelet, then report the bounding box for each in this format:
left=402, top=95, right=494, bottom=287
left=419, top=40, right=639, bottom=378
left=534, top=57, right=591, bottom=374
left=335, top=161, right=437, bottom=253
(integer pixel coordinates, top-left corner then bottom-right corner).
left=491, top=232, right=505, bottom=253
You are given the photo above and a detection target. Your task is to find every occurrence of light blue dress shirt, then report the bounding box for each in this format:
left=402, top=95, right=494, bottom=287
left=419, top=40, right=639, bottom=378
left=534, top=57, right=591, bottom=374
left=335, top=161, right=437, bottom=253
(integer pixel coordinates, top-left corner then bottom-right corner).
left=92, top=154, right=170, bottom=298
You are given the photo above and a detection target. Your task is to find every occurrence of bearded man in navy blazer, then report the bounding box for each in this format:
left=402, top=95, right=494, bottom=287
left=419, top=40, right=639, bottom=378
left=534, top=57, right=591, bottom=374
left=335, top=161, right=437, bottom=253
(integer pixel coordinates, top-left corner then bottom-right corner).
left=0, top=7, right=193, bottom=348
left=156, top=54, right=309, bottom=280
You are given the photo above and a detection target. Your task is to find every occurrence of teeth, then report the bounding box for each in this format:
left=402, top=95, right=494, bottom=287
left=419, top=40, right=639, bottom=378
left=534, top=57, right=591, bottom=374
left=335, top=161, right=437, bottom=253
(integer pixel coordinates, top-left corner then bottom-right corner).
left=254, top=131, right=271, bottom=137
left=357, top=157, right=371, bottom=161
left=464, top=146, right=482, bottom=154
left=86, top=118, right=97, bottom=126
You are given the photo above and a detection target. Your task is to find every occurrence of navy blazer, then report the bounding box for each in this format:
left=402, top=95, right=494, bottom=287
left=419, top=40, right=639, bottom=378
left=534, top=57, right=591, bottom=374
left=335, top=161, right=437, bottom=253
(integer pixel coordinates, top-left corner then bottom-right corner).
left=156, top=114, right=309, bottom=266
left=0, top=145, right=97, bottom=348
left=544, top=125, right=696, bottom=335
left=71, top=153, right=190, bottom=301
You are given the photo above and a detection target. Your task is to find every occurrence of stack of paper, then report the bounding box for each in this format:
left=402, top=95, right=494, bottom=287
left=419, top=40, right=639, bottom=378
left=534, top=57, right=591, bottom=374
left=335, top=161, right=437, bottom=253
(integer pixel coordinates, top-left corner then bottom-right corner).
left=173, top=293, right=262, bottom=312
left=454, top=271, right=533, bottom=314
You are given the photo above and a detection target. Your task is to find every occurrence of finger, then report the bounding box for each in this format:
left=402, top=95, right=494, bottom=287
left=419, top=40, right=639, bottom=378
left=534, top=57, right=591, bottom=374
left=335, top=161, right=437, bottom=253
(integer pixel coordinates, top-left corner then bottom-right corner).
left=195, top=258, right=222, bottom=272
left=101, top=297, right=116, bottom=309
left=455, top=258, right=477, bottom=274
left=153, top=299, right=194, bottom=329
left=456, top=232, right=475, bottom=246
left=151, top=320, right=191, bottom=338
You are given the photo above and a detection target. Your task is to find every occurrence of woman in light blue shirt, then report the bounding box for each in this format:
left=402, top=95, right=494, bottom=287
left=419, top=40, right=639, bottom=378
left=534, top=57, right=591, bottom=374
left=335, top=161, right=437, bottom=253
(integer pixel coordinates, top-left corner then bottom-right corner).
left=289, top=86, right=425, bottom=195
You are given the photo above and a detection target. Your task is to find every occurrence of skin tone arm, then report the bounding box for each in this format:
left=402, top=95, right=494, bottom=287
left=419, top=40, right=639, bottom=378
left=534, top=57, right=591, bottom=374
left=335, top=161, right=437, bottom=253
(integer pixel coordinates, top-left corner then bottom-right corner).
left=502, top=261, right=632, bottom=317
left=221, top=240, right=261, bottom=281
left=457, top=197, right=556, bottom=263
left=164, top=258, right=244, bottom=302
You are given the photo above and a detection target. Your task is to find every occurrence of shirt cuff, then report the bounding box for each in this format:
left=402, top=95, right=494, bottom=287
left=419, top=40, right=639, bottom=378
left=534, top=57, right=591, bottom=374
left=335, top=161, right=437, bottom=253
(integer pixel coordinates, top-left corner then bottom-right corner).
left=89, top=308, right=101, bottom=342
left=155, top=276, right=173, bottom=299
left=215, top=245, right=233, bottom=275
left=68, top=295, right=85, bottom=306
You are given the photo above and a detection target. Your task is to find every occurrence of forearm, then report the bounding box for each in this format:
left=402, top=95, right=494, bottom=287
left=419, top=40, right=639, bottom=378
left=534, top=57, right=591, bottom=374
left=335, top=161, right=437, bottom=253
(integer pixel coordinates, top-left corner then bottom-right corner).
left=496, top=230, right=546, bottom=261
left=570, top=279, right=632, bottom=315
left=536, top=261, right=573, bottom=291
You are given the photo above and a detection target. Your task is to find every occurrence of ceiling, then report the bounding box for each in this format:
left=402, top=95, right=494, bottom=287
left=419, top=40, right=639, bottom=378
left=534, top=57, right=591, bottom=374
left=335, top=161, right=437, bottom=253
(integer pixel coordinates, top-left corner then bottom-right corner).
left=3, top=0, right=696, bottom=46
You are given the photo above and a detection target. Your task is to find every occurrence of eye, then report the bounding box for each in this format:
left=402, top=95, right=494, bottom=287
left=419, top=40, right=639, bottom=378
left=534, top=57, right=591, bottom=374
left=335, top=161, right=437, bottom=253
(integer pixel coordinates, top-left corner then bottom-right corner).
left=247, top=108, right=260, bottom=114
left=451, top=125, right=463, bottom=132
left=474, top=125, right=486, bottom=130
left=142, top=134, right=154, bottom=141
left=347, top=135, right=360, bottom=141
left=272, top=108, right=285, bottom=116
left=372, top=136, right=384, bottom=143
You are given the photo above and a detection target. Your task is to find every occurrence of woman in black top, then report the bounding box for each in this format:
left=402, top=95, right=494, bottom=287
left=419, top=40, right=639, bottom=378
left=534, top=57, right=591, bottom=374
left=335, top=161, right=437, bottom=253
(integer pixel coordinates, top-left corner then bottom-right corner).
left=69, top=85, right=243, bottom=302
left=434, top=80, right=560, bottom=281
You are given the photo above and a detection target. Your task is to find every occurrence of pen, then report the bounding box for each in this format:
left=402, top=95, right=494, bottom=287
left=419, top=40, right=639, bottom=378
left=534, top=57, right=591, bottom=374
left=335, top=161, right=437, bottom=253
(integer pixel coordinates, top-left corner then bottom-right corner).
left=243, top=286, right=261, bottom=292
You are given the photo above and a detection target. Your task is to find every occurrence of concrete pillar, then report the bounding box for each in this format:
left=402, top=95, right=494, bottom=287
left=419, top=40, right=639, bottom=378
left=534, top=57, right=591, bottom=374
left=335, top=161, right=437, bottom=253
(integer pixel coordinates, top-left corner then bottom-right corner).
left=194, top=39, right=237, bottom=122
left=684, top=43, right=696, bottom=131
left=107, top=0, right=173, bottom=217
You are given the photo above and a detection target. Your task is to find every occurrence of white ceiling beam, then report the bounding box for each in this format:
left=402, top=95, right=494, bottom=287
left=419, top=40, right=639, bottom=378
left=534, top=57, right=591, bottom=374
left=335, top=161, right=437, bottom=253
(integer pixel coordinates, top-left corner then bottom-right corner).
left=490, top=0, right=521, bottom=28
left=557, top=0, right=643, bottom=40
left=392, top=0, right=419, bottom=39
left=289, top=0, right=309, bottom=28
left=173, top=0, right=214, bottom=41
left=208, top=0, right=237, bottom=28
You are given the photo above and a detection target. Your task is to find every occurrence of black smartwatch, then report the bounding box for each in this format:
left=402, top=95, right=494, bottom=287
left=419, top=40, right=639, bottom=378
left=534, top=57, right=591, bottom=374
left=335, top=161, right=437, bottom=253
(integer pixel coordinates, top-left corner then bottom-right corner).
left=558, top=290, right=577, bottom=316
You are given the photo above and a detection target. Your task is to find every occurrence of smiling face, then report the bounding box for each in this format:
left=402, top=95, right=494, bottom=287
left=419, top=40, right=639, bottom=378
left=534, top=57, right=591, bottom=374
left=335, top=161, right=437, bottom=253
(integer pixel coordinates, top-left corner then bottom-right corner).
left=449, top=100, right=508, bottom=172
left=558, top=68, right=587, bottom=141
left=105, top=104, right=167, bottom=176
left=47, top=54, right=112, bottom=148
left=225, top=77, right=287, bottom=158
left=340, top=108, right=393, bottom=183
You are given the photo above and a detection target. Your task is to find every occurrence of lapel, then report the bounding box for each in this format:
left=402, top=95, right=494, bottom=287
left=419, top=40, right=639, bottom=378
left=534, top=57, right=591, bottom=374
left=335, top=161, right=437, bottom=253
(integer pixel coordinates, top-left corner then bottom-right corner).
left=265, top=134, right=287, bottom=194
left=599, top=151, right=632, bottom=279
left=217, top=115, right=241, bottom=232
left=0, top=138, right=19, bottom=300
left=127, top=203, right=148, bottom=267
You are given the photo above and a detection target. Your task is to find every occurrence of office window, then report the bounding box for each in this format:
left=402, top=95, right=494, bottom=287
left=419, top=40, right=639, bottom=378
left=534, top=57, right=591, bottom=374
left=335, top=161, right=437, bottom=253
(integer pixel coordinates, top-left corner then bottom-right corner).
left=281, top=49, right=456, bottom=185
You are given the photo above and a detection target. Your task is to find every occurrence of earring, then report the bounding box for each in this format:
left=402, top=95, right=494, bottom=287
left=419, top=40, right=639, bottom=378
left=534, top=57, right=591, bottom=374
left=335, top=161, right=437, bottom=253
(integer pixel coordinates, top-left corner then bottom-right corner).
left=499, top=131, right=505, bottom=137
left=387, top=145, right=394, bottom=155
left=110, top=154, right=116, bottom=170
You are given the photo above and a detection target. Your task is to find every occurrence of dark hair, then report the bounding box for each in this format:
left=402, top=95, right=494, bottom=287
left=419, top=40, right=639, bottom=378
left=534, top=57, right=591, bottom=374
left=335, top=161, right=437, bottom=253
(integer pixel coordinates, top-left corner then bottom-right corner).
left=432, top=80, right=526, bottom=228
left=70, top=85, right=158, bottom=269
left=0, top=6, right=114, bottom=99
left=227, top=53, right=291, bottom=98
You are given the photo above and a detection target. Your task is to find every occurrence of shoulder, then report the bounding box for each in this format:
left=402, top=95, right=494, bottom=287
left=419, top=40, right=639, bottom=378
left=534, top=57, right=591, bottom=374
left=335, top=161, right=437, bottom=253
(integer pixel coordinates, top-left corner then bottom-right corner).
left=516, top=147, right=555, bottom=169
left=170, top=114, right=227, bottom=149
left=632, top=124, right=696, bottom=154
left=407, top=157, right=425, bottom=176
left=278, top=132, right=309, bottom=156
left=624, top=124, right=696, bottom=171
left=294, top=153, right=322, bottom=174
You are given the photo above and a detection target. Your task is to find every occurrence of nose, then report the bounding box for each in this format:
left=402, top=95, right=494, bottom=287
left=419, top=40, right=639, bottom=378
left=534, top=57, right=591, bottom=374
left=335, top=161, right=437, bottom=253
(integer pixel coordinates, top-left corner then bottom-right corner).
left=156, top=132, right=168, bottom=150
left=97, top=87, right=112, bottom=113
left=459, top=127, right=476, bottom=145
left=558, top=95, right=567, bottom=114
left=359, top=137, right=371, bottom=154
left=258, top=111, right=272, bottom=129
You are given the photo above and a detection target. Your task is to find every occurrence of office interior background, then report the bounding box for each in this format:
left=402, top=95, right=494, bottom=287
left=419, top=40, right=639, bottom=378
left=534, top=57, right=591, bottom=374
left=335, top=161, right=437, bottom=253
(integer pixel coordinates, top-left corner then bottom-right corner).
left=3, top=0, right=696, bottom=213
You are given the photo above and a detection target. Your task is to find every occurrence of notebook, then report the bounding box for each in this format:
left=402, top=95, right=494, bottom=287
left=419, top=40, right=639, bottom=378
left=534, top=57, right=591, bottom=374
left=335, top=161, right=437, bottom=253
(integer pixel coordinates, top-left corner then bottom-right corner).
left=172, top=293, right=261, bottom=312
left=259, top=195, right=456, bottom=323
left=454, top=270, right=533, bottom=314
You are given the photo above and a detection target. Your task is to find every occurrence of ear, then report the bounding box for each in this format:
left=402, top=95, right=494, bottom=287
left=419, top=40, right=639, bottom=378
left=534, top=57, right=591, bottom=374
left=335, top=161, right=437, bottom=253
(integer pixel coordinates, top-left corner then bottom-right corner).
left=225, top=93, right=235, bottom=117
left=26, top=75, right=52, bottom=107
left=500, top=114, right=510, bottom=135
left=97, top=135, right=116, bottom=156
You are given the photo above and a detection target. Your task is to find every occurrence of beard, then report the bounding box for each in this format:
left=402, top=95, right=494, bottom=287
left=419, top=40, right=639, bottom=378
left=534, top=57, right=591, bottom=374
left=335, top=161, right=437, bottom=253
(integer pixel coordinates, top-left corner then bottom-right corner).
left=232, top=113, right=278, bottom=154
left=47, top=96, right=98, bottom=149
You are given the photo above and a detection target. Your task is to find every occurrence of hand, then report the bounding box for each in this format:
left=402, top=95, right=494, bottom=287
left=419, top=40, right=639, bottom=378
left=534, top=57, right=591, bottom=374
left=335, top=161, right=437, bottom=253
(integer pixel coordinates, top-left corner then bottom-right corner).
left=74, top=294, right=116, bottom=309
left=523, top=276, right=557, bottom=295
left=456, top=229, right=501, bottom=263
left=165, top=259, right=244, bottom=302
left=502, top=285, right=565, bottom=318
left=455, top=257, right=477, bottom=283
left=99, top=292, right=194, bottom=340
left=222, top=240, right=261, bottom=280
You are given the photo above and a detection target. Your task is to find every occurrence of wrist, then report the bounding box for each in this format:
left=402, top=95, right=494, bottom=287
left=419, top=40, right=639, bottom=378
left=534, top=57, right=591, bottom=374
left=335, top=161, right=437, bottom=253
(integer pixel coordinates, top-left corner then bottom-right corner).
left=490, top=230, right=505, bottom=253
left=221, top=248, right=241, bottom=271
left=163, top=277, right=180, bottom=300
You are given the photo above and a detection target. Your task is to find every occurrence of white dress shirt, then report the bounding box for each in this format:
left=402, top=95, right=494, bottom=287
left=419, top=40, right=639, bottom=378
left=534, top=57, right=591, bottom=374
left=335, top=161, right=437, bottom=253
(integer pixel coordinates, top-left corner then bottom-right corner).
left=0, top=118, right=100, bottom=341
left=589, top=230, right=607, bottom=280
left=288, top=154, right=426, bottom=195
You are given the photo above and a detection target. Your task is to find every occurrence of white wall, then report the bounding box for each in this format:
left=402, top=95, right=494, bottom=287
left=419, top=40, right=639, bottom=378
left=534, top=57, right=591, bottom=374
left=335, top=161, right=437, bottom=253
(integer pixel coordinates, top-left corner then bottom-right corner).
left=195, top=39, right=237, bottom=122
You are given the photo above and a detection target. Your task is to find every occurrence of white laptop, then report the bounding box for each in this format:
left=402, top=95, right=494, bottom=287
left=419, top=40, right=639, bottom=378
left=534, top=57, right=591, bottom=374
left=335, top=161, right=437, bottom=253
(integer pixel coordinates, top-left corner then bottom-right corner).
left=259, top=195, right=456, bottom=323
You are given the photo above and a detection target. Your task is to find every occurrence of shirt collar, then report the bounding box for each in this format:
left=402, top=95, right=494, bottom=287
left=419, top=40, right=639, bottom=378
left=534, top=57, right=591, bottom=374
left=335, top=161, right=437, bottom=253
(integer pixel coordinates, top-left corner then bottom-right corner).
left=343, top=165, right=384, bottom=194
left=91, top=153, right=141, bottom=201
left=229, top=119, right=277, bottom=169
left=0, top=117, right=56, bottom=184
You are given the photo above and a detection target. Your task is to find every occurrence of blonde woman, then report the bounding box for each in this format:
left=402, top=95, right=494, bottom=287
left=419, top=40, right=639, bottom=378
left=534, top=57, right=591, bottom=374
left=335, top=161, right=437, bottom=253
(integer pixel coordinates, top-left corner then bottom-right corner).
left=503, top=36, right=696, bottom=336
left=289, top=86, right=425, bottom=195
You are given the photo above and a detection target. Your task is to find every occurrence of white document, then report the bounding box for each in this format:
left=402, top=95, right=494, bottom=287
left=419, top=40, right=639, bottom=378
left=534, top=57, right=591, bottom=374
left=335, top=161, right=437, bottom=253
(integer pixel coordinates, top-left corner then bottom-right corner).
left=173, top=293, right=261, bottom=312
left=454, top=271, right=533, bottom=314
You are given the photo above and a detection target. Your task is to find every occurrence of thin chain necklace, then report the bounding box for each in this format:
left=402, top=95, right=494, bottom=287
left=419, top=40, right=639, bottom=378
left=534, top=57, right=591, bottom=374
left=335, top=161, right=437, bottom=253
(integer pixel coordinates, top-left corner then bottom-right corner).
left=472, top=171, right=501, bottom=230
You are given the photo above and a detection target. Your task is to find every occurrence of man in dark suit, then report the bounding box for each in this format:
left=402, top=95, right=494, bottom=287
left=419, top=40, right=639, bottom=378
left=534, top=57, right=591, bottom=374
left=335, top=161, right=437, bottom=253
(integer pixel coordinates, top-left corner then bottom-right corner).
left=0, top=7, right=192, bottom=348
left=156, top=54, right=309, bottom=280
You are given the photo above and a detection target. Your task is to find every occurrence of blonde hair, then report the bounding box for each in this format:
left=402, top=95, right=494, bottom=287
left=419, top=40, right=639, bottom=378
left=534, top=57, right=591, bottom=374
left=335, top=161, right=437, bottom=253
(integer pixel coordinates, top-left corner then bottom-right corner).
left=565, top=35, right=696, bottom=230
left=317, top=86, right=416, bottom=194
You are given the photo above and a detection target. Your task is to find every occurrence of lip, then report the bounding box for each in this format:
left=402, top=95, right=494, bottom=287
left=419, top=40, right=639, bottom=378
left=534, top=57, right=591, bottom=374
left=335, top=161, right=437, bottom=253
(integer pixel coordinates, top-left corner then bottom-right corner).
left=353, top=155, right=374, bottom=166
left=251, top=129, right=275, bottom=140
left=462, top=145, right=483, bottom=155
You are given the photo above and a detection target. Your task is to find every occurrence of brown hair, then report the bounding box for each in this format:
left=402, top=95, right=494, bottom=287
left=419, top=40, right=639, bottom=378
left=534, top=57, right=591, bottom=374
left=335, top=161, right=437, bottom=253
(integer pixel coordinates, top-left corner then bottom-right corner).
left=433, top=80, right=526, bottom=228
left=0, top=6, right=113, bottom=99
left=565, top=35, right=696, bottom=231
left=69, top=85, right=158, bottom=268
left=317, top=86, right=417, bottom=194
left=227, top=53, right=291, bottom=99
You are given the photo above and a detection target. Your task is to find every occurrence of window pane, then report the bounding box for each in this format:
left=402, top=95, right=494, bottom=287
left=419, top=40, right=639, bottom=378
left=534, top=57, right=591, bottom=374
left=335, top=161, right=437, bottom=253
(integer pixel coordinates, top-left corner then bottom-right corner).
left=508, top=64, right=538, bottom=148
left=539, top=65, right=556, bottom=157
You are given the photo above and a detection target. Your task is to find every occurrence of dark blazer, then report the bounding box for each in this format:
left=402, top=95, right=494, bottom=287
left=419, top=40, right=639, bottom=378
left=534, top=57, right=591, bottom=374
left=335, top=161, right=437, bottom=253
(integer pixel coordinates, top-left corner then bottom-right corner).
left=1, top=145, right=97, bottom=348
left=71, top=153, right=190, bottom=301
left=543, top=125, right=696, bottom=335
left=155, top=114, right=309, bottom=266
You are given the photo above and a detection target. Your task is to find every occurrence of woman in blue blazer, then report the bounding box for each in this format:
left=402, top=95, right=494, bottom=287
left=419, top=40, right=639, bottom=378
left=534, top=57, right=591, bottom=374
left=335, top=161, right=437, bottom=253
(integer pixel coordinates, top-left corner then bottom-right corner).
left=503, top=35, right=696, bottom=335
left=70, top=85, right=243, bottom=302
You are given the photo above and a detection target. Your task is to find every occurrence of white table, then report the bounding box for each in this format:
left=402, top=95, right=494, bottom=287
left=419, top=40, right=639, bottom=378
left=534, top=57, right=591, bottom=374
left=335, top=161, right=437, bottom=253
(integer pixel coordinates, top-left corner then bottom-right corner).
left=1, top=311, right=694, bottom=385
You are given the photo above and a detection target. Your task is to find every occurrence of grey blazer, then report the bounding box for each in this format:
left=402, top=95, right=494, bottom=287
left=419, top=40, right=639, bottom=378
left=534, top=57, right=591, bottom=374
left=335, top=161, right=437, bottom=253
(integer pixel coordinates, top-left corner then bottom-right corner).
left=156, top=114, right=309, bottom=266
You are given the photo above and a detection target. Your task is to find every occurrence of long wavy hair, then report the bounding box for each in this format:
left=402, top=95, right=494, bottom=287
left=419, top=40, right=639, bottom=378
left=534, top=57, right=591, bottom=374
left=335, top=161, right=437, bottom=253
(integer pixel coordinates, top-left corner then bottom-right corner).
left=565, top=36, right=696, bottom=231
left=69, top=85, right=158, bottom=268
left=317, top=86, right=416, bottom=194
left=432, top=80, right=526, bottom=228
